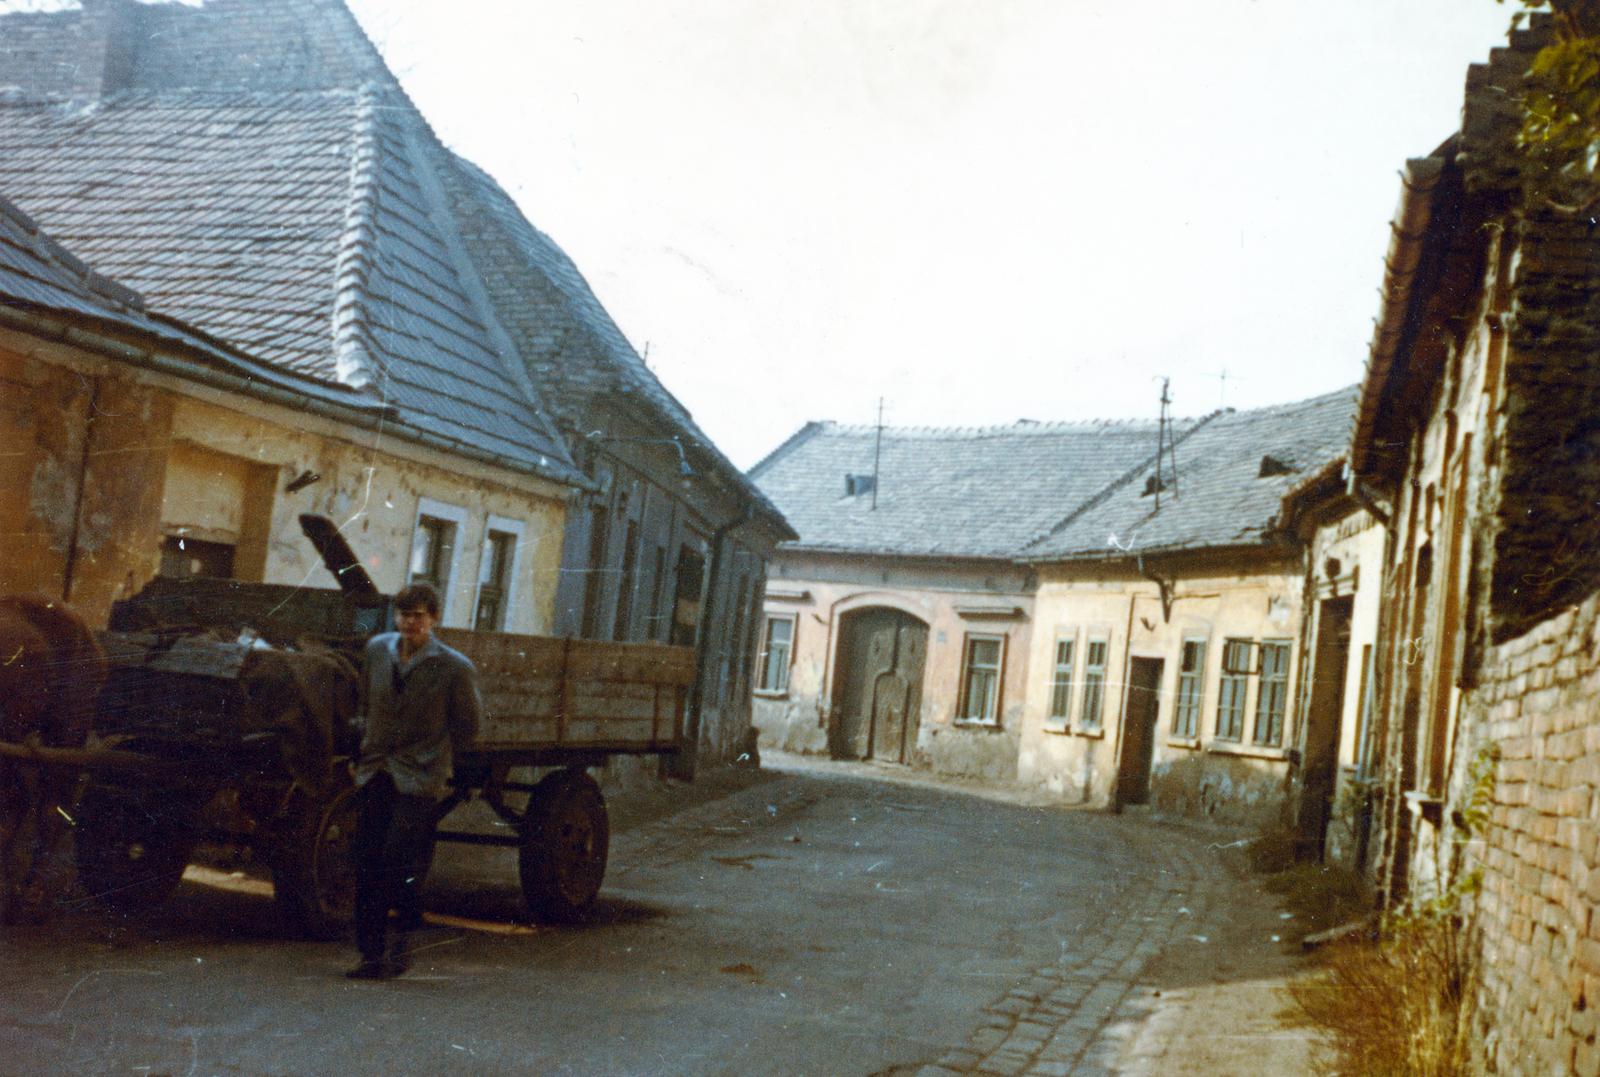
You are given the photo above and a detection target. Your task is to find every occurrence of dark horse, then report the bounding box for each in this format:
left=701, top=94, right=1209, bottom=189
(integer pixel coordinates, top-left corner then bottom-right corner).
left=0, top=594, right=106, bottom=921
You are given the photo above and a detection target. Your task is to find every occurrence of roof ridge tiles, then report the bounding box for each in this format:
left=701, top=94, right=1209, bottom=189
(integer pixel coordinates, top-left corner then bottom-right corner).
left=329, top=82, right=381, bottom=394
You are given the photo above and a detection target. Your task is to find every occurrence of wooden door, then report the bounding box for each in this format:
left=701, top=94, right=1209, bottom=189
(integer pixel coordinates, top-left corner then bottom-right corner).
left=831, top=608, right=928, bottom=762
left=1117, top=657, right=1163, bottom=806
left=1298, top=596, right=1352, bottom=857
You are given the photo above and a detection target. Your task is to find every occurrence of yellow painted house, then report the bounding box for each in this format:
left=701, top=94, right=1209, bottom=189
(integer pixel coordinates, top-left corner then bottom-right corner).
left=0, top=192, right=580, bottom=631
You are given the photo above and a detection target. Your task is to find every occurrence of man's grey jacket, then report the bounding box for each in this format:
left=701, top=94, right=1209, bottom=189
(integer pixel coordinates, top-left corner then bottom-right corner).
left=355, top=632, right=482, bottom=800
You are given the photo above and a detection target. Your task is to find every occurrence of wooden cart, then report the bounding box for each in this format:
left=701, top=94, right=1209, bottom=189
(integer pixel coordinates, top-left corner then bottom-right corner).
left=41, top=624, right=695, bottom=938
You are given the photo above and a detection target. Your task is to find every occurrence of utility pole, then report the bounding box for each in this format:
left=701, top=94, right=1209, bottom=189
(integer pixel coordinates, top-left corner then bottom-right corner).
left=871, top=397, right=885, bottom=510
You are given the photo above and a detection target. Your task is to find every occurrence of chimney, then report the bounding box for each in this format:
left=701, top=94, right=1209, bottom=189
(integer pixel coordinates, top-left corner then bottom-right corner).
left=75, top=0, right=140, bottom=97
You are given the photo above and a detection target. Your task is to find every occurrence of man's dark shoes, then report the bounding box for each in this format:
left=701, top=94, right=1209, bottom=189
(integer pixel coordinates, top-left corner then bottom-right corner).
left=345, top=956, right=406, bottom=980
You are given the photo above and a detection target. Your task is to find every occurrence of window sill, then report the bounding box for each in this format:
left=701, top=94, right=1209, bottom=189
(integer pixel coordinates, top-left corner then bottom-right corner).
left=952, top=719, right=1003, bottom=731
left=1205, top=740, right=1288, bottom=761
left=1165, top=736, right=1202, bottom=751
left=1071, top=725, right=1105, bottom=739
left=752, top=689, right=789, bottom=700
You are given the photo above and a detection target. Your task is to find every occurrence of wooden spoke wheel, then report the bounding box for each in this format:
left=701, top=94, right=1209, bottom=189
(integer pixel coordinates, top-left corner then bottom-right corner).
left=519, top=769, right=609, bottom=923
left=74, top=785, right=197, bottom=913
left=272, top=785, right=360, bottom=940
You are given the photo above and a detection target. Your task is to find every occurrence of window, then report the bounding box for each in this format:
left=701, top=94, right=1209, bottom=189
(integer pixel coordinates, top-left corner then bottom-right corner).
left=1253, top=640, right=1291, bottom=745
left=612, top=519, right=640, bottom=641
left=1047, top=637, right=1076, bottom=727
left=1215, top=639, right=1251, bottom=741
left=757, top=614, right=795, bottom=694
left=1172, top=637, right=1207, bottom=738
left=1354, top=645, right=1378, bottom=780
left=410, top=515, right=456, bottom=592
left=957, top=635, right=1004, bottom=724
left=1079, top=638, right=1108, bottom=732
left=474, top=529, right=515, bottom=631
left=669, top=545, right=706, bottom=647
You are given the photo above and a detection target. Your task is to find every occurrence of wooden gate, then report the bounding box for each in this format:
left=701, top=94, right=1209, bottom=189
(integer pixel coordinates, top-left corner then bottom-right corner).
left=830, top=608, right=928, bottom=763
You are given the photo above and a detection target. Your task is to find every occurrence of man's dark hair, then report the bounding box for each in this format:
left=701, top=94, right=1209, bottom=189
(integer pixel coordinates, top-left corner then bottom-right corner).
left=394, top=582, right=442, bottom=617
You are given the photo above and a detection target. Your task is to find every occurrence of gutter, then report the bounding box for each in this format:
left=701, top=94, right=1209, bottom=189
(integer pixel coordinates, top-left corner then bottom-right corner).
left=1350, top=152, right=1449, bottom=477
left=1, top=303, right=593, bottom=493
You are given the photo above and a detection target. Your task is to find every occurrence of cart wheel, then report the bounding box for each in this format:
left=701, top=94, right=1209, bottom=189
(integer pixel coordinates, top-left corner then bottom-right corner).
left=519, top=769, right=609, bottom=923
left=272, top=786, right=359, bottom=940
left=74, top=786, right=197, bottom=913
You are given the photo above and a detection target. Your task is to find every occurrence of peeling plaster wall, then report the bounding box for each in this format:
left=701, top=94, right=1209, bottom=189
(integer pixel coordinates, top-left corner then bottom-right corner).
left=1, top=342, right=170, bottom=622
left=166, top=395, right=567, bottom=633
left=1299, top=511, right=1386, bottom=869
left=753, top=551, right=1032, bottom=782
left=1019, top=556, right=1304, bottom=828
left=1, top=331, right=569, bottom=631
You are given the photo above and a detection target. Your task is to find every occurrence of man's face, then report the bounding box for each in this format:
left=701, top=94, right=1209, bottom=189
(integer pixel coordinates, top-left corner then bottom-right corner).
left=395, top=605, right=437, bottom=649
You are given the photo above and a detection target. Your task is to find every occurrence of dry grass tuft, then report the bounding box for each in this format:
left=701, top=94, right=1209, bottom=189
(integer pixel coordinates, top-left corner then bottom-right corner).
left=1290, top=911, right=1476, bottom=1077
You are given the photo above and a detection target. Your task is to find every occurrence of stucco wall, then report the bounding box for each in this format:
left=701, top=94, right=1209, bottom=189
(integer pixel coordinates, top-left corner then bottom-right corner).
left=1, top=333, right=569, bottom=631
left=1019, top=557, right=1303, bottom=828
left=1300, top=511, right=1386, bottom=869
left=752, top=553, right=1032, bottom=782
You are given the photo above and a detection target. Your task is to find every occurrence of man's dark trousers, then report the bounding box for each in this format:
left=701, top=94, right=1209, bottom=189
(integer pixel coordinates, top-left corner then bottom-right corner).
left=353, top=771, right=436, bottom=961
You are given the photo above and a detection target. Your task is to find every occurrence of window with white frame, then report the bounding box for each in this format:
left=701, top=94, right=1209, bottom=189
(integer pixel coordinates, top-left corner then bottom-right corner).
left=1252, top=640, right=1292, bottom=746
left=1172, top=637, right=1207, bottom=739
left=1046, top=635, right=1076, bottom=728
left=1078, top=637, right=1109, bottom=732
left=474, top=530, right=516, bottom=631
left=756, top=613, right=795, bottom=694
left=957, top=634, right=1004, bottom=724
left=1215, top=638, right=1252, bottom=741
left=410, top=498, right=468, bottom=623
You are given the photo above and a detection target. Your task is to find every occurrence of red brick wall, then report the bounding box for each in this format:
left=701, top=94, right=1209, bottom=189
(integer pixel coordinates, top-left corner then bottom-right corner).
left=1467, top=590, right=1600, bottom=1076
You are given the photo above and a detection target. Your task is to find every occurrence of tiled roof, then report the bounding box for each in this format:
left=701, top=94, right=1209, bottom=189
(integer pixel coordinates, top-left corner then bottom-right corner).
left=749, top=417, right=1202, bottom=559
left=441, top=156, right=790, bottom=530
left=0, top=189, right=388, bottom=411
left=1024, top=387, right=1360, bottom=560
left=0, top=88, right=579, bottom=480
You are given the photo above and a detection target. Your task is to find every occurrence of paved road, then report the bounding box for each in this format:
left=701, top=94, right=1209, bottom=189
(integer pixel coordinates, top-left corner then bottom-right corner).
left=0, top=761, right=1243, bottom=1076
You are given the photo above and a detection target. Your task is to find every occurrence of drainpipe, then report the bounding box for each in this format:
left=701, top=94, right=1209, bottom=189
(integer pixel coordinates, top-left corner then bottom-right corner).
left=672, top=501, right=755, bottom=781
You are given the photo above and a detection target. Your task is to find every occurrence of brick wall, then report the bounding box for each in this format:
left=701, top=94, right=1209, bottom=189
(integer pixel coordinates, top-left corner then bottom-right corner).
left=1465, top=589, right=1600, bottom=1076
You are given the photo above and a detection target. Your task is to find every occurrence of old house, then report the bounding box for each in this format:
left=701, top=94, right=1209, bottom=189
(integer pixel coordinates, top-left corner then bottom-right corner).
left=748, top=418, right=1201, bottom=780
left=1275, top=459, right=1386, bottom=869
left=1015, top=390, right=1355, bottom=826
left=750, top=389, right=1354, bottom=823
left=0, top=0, right=790, bottom=770
left=0, top=192, right=580, bottom=632
left=1345, top=23, right=1600, bottom=1074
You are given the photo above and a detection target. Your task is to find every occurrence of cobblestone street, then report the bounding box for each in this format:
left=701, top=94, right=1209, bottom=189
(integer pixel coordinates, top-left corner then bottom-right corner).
left=0, top=756, right=1311, bottom=1075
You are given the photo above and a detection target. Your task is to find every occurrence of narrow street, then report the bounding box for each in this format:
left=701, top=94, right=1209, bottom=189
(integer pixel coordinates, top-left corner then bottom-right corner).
left=0, top=759, right=1304, bottom=1076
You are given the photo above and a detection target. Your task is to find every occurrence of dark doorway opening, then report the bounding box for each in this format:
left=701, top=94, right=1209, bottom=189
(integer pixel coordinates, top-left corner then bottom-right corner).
left=1117, top=657, right=1164, bottom=806
left=1298, top=595, right=1354, bottom=859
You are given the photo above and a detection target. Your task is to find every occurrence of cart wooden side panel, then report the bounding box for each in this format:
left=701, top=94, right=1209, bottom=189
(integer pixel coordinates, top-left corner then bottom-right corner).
left=436, top=631, right=695, bottom=755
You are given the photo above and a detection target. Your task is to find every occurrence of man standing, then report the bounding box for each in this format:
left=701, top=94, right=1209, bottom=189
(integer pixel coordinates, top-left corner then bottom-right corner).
left=347, top=582, right=481, bottom=980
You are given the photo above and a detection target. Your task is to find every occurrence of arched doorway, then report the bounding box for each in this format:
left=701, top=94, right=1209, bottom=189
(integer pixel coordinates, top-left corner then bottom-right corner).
left=830, top=607, right=928, bottom=764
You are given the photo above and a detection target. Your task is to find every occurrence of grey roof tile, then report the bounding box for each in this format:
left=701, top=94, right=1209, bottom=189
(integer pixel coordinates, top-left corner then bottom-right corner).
left=1024, top=387, right=1359, bottom=559
left=750, top=417, right=1198, bottom=559
left=0, top=88, right=580, bottom=479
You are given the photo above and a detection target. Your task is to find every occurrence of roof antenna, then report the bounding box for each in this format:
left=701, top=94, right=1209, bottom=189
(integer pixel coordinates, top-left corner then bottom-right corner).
left=1154, top=377, right=1179, bottom=510
left=871, top=396, right=885, bottom=510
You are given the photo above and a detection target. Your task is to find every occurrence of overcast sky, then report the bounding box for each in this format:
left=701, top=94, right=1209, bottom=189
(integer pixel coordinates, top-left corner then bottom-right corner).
left=346, top=0, right=1515, bottom=467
